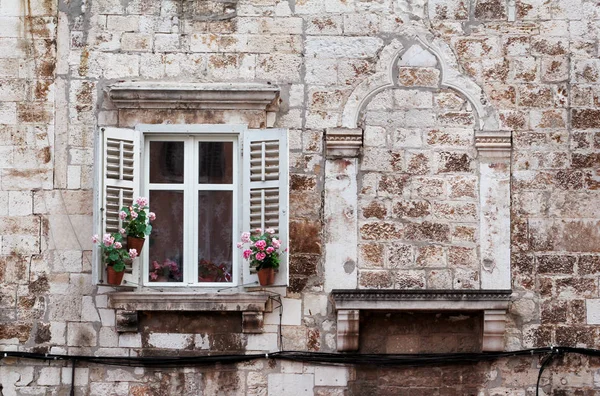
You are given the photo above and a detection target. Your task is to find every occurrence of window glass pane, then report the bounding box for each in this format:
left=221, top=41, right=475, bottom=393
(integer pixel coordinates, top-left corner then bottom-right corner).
left=148, top=190, right=184, bottom=283
left=198, top=142, right=233, bottom=184
left=198, top=191, right=233, bottom=283
left=150, top=141, right=184, bottom=184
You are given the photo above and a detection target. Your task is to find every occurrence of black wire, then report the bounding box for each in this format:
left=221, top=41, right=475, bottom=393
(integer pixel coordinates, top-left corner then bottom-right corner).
left=70, top=358, right=76, bottom=396
left=2, top=346, right=599, bottom=372
left=536, top=350, right=557, bottom=396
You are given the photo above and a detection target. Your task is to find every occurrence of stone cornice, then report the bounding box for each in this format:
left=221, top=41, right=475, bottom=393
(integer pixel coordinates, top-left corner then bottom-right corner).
left=325, top=127, right=363, bottom=158
left=475, top=131, right=513, bottom=158
left=108, top=82, right=280, bottom=111
left=332, top=289, right=511, bottom=311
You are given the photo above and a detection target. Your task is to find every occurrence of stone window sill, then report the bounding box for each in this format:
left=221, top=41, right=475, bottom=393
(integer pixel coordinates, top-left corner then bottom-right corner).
left=109, top=292, right=272, bottom=333
left=331, top=289, right=512, bottom=352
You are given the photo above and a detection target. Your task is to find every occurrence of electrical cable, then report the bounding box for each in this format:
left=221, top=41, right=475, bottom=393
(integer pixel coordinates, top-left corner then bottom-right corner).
left=6, top=346, right=600, bottom=394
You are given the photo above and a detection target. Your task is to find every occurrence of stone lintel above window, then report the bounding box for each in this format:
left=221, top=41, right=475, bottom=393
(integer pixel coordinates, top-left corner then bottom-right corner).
left=331, top=289, right=511, bottom=352
left=108, top=82, right=280, bottom=112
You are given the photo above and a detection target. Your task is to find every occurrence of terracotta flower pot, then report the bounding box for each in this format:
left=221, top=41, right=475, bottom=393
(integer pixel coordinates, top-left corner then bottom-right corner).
left=127, top=236, right=145, bottom=254
left=257, top=268, right=275, bottom=286
left=106, top=265, right=125, bottom=286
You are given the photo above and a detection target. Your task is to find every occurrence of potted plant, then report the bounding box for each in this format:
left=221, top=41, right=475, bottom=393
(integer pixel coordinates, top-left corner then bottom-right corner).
left=198, top=259, right=232, bottom=283
left=120, top=197, right=155, bottom=254
left=149, top=258, right=182, bottom=282
left=238, top=228, right=285, bottom=286
left=93, top=233, right=138, bottom=285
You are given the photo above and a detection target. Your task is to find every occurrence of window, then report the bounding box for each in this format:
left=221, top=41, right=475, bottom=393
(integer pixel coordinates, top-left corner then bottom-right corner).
left=94, top=125, right=289, bottom=288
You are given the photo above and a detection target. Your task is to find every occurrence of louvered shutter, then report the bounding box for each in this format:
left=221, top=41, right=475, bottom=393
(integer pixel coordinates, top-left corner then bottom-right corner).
left=98, top=127, right=141, bottom=286
left=242, top=129, right=289, bottom=286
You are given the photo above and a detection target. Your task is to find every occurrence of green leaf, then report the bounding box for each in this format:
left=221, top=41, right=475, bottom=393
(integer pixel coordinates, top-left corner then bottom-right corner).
left=145, top=225, right=152, bottom=235
left=112, top=262, right=126, bottom=272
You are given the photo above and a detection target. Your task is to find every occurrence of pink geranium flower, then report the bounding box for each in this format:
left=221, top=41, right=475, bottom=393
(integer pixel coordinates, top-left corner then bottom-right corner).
left=266, top=247, right=274, bottom=254
left=255, top=240, right=266, bottom=251
left=92, top=234, right=99, bottom=243
left=119, top=211, right=127, bottom=220
left=129, top=249, right=138, bottom=259
left=131, top=211, right=138, bottom=220
left=136, top=197, right=148, bottom=207
left=240, top=232, right=251, bottom=243
left=114, top=242, right=122, bottom=249
left=266, top=228, right=275, bottom=234
left=103, top=234, right=114, bottom=246
left=272, top=238, right=281, bottom=249
left=148, top=212, right=156, bottom=221
left=237, top=242, right=244, bottom=249
left=243, top=249, right=252, bottom=259
left=256, top=252, right=266, bottom=261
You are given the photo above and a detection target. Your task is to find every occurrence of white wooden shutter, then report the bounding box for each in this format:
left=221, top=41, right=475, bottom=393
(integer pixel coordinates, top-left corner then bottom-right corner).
left=242, top=129, right=289, bottom=286
left=97, top=127, right=141, bottom=286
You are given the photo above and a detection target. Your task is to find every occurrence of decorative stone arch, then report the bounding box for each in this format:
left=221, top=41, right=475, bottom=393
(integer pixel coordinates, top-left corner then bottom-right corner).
left=324, top=29, right=513, bottom=351
left=341, top=33, right=497, bottom=131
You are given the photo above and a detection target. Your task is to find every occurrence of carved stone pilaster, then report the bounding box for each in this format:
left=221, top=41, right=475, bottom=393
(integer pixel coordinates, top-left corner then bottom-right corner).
left=325, top=128, right=363, bottom=159
left=115, top=310, right=138, bottom=333
left=483, top=309, right=507, bottom=351
left=242, top=311, right=264, bottom=333
left=337, top=310, right=360, bottom=352
left=475, top=131, right=512, bottom=159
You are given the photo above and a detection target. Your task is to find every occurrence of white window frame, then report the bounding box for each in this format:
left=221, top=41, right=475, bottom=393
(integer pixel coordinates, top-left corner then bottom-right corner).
left=93, top=124, right=289, bottom=289
left=139, top=124, right=244, bottom=288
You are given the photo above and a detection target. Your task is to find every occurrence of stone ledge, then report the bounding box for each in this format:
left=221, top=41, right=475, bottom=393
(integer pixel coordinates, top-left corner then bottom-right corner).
left=109, top=292, right=273, bottom=312
left=108, top=82, right=280, bottom=111
left=331, top=289, right=511, bottom=352
left=331, top=289, right=511, bottom=310
left=110, top=292, right=272, bottom=333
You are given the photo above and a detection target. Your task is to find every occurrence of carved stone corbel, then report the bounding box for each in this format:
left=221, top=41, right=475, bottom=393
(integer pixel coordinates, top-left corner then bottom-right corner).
left=242, top=311, right=264, bottom=333
left=325, top=128, right=363, bottom=159
left=483, top=309, right=507, bottom=351
left=337, top=310, right=360, bottom=351
left=115, top=310, right=138, bottom=333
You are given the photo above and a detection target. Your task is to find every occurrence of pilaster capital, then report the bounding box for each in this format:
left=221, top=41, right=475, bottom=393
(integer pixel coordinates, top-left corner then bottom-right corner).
left=475, top=131, right=512, bottom=159
left=325, top=128, right=363, bottom=159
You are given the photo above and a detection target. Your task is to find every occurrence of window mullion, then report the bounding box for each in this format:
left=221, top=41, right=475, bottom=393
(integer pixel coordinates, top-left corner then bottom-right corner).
left=184, top=137, right=196, bottom=286
left=191, top=137, right=199, bottom=286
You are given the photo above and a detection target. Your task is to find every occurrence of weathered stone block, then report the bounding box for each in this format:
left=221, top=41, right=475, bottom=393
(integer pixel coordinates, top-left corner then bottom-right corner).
left=398, top=67, right=440, bottom=87
left=387, top=243, right=413, bottom=269
left=572, top=109, right=600, bottom=129
left=305, top=37, right=383, bottom=59
left=360, top=222, right=402, bottom=241
left=392, top=200, right=431, bottom=218
left=394, top=270, right=426, bottom=289
left=359, top=243, right=384, bottom=268
left=359, top=270, right=393, bottom=289
left=404, top=222, right=450, bottom=242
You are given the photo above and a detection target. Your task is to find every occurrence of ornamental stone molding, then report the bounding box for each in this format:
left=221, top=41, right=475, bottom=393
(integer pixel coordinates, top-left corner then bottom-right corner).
left=475, top=131, right=513, bottom=159
left=340, top=27, right=505, bottom=137
left=325, top=127, right=363, bottom=158
left=332, top=289, right=511, bottom=352
left=108, top=82, right=280, bottom=111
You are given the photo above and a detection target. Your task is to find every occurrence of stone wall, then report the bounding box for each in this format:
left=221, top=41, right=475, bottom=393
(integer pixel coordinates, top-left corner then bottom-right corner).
left=1, top=0, right=600, bottom=394
left=358, top=86, right=480, bottom=290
